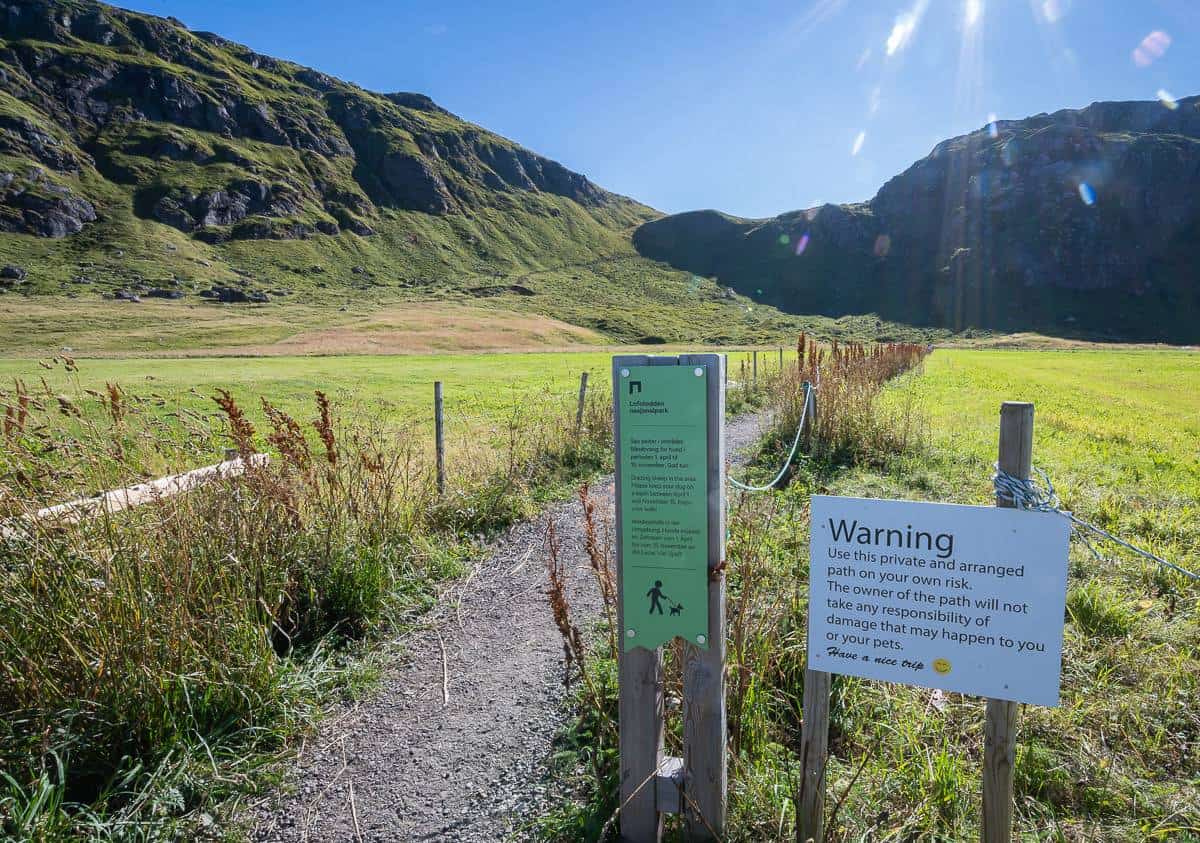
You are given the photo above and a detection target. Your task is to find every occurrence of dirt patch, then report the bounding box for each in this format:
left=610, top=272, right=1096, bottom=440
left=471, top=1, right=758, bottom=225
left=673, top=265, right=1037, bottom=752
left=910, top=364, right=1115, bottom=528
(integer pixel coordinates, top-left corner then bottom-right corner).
left=248, top=410, right=771, bottom=841
left=238, top=302, right=604, bottom=355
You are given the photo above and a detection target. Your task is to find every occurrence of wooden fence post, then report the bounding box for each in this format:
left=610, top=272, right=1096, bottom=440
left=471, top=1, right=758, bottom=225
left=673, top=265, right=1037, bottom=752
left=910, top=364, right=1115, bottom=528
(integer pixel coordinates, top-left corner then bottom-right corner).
left=752, top=350, right=758, bottom=385
left=613, top=357, right=665, bottom=842
left=575, top=371, right=589, bottom=434
left=434, top=381, right=445, bottom=495
left=682, top=352, right=727, bottom=841
left=779, top=347, right=784, bottom=369
left=797, top=670, right=831, bottom=843
left=796, top=382, right=829, bottom=843
left=983, top=402, right=1033, bottom=842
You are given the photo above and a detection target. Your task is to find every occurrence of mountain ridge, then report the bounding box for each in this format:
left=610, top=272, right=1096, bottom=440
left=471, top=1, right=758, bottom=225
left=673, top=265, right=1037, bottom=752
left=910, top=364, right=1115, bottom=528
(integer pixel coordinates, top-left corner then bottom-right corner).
left=0, top=0, right=648, bottom=240
left=634, top=94, right=1200, bottom=342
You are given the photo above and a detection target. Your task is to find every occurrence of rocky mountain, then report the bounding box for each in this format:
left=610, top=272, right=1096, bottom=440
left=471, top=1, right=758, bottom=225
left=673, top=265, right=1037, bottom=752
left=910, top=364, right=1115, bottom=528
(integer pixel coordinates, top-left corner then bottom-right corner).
left=0, top=0, right=678, bottom=332
left=0, top=0, right=646, bottom=241
left=634, top=96, right=1200, bottom=343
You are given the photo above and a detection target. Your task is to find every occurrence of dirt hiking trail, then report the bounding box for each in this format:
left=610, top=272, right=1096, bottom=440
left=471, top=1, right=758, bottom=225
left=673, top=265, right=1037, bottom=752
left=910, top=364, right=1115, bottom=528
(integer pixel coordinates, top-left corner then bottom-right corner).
left=251, top=410, right=770, bottom=842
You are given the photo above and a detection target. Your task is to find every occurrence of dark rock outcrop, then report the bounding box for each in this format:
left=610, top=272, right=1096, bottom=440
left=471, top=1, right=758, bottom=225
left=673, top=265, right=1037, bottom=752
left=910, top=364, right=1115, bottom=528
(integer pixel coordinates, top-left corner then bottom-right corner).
left=0, top=167, right=96, bottom=236
left=146, top=179, right=300, bottom=232
left=200, top=285, right=269, bottom=303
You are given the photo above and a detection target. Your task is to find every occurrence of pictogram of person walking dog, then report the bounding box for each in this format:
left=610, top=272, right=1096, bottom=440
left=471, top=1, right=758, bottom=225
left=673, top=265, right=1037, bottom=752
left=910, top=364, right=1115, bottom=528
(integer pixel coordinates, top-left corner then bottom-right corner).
left=646, top=580, right=683, bottom=616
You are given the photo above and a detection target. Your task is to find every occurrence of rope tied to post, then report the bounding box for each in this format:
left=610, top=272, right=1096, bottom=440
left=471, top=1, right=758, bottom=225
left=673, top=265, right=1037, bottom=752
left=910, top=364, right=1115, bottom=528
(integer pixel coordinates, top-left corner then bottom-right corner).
left=730, top=382, right=814, bottom=493
left=992, top=466, right=1199, bottom=581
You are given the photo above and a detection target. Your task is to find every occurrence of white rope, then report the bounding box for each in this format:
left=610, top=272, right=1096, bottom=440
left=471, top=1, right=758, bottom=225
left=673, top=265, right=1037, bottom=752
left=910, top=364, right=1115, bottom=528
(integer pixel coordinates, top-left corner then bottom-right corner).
left=993, top=466, right=1199, bottom=582
left=730, top=383, right=813, bottom=493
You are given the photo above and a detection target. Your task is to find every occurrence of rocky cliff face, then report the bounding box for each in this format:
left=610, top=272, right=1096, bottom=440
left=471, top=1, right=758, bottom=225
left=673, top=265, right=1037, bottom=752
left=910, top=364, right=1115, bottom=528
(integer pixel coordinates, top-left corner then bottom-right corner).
left=634, top=96, right=1200, bottom=342
left=0, top=0, right=637, bottom=243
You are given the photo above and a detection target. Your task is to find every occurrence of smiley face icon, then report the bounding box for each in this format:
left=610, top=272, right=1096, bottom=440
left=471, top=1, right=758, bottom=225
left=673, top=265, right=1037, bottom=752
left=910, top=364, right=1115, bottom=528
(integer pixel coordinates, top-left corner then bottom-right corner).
left=933, top=658, right=952, bottom=675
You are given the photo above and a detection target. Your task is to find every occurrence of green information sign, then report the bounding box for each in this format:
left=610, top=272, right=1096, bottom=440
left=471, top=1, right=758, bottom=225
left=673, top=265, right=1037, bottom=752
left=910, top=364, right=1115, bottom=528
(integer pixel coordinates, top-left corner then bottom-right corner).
left=617, top=364, right=711, bottom=651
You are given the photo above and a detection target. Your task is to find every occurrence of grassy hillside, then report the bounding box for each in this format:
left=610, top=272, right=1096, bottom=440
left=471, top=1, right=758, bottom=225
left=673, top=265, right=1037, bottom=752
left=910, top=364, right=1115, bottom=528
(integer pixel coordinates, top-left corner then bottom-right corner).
left=0, top=0, right=957, bottom=351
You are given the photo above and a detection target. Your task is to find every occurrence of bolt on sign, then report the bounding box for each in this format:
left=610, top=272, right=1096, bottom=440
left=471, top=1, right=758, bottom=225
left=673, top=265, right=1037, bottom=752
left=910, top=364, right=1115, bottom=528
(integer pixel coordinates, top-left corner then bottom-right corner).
left=616, top=363, right=712, bottom=650
left=808, top=495, right=1071, bottom=706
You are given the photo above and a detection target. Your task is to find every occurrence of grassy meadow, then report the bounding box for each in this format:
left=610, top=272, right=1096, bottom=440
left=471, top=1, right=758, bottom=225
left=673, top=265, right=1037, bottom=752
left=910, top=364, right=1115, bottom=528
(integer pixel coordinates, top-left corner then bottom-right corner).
left=0, top=348, right=788, bottom=471
left=544, top=346, right=1199, bottom=842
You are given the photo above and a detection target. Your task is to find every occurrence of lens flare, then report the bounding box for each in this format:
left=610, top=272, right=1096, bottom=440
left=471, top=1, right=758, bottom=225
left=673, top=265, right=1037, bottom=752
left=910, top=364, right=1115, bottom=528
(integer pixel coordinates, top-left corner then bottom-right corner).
left=1078, top=182, right=1096, bottom=206
left=873, top=234, right=892, bottom=257
left=868, top=86, right=882, bottom=115
left=778, top=233, right=790, bottom=246
left=1132, top=31, right=1171, bottom=68
left=795, top=233, right=811, bottom=256
left=987, top=112, right=998, bottom=138
left=1158, top=89, right=1179, bottom=110
left=886, top=0, right=929, bottom=56
left=851, top=130, right=866, bottom=156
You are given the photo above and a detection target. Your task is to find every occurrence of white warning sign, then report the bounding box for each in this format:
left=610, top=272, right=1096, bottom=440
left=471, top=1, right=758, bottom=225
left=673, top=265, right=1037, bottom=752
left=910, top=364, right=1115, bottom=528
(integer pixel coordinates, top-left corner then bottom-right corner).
left=808, top=495, right=1071, bottom=706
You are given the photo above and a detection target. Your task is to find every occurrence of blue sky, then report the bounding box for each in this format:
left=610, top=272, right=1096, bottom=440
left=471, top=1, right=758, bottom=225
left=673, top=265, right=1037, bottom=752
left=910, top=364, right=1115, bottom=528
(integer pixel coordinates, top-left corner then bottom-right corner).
left=122, top=0, right=1197, bottom=218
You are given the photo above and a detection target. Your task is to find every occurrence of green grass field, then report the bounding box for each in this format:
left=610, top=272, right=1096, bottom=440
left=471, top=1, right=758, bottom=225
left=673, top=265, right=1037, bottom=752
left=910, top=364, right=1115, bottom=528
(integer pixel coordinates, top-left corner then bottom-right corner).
left=865, top=349, right=1199, bottom=512
left=0, top=347, right=780, bottom=509
left=0, top=351, right=618, bottom=427
left=0, top=347, right=787, bottom=431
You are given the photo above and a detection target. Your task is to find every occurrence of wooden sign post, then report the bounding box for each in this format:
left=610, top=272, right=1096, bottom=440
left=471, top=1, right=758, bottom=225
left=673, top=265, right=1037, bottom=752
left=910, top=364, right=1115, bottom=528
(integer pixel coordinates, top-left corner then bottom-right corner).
left=613, top=354, right=726, bottom=842
left=983, top=401, right=1034, bottom=843
left=797, top=382, right=827, bottom=843
left=798, top=401, right=1068, bottom=842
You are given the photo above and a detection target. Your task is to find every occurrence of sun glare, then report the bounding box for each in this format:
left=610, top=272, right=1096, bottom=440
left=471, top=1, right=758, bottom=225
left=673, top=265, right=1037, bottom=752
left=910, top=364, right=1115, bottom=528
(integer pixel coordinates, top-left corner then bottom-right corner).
left=1039, top=0, right=1068, bottom=24
left=965, top=0, right=983, bottom=28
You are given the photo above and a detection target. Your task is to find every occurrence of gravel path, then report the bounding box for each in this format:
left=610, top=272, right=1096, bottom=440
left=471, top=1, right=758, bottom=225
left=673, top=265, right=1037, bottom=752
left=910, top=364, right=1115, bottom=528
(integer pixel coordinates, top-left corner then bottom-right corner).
left=250, top=410, right=770, bottom=842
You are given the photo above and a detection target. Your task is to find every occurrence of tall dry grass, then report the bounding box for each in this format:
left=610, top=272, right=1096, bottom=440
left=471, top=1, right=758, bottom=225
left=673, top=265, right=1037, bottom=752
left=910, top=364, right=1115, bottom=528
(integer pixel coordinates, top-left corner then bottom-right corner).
left=0, top=367, right=613, bottom=838
left=760, top=335, right=928, bottom=466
